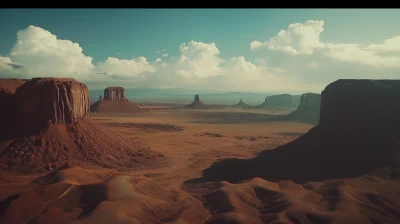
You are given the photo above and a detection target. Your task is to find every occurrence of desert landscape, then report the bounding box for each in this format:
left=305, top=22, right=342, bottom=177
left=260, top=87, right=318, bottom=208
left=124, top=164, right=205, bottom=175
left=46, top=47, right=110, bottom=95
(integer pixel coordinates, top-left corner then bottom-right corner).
left=0, top=77, right=399, bottom=224
left=1, top=8, right=400, bottom=224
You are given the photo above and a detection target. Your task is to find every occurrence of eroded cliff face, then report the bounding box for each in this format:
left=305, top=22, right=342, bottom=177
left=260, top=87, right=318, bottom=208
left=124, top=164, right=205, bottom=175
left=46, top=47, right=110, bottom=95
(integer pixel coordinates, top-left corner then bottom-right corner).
left=197, top=79, right=400, bottom=185
left=90, top=87, right=143, bottom=113
left=0, top=79, right=26, bottom=132
left=265, top=94, right=299, bottom=108
left=320, top=79, right=400, bottom=129
left=297, top=93, right=321, bottom=112
left=278, top=93, right=321, bottom=124
left=15, top=78, right=90, bottom=130
left=104, top=87, right=126, bottom=101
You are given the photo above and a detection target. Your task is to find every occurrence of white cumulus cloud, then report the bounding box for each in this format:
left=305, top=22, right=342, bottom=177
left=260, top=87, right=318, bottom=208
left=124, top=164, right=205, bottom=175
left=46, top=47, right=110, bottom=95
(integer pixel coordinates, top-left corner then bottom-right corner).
left=8, top=25, right=94, bottom=79
left=1, top=22, right=399, bottom=93
left=252, top=20, right=400, bottom=68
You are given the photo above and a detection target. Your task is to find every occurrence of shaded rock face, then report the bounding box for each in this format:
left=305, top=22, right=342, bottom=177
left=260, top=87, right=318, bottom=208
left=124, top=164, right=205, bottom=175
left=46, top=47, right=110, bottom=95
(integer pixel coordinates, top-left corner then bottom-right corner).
left=276, top=93, right=321, bottom=124
left=265, top=94, right=299, bottom=108
left=104, top=87, right=126, bottom=101
left=190, top=79, right=400, bottom=184
left=298, top=93, right=321, bottom=111
left=15, top=78, right=90, bottom=131
left=320, top=79, right=400, bottom=129
left=0, top=79, right=26, bottom=132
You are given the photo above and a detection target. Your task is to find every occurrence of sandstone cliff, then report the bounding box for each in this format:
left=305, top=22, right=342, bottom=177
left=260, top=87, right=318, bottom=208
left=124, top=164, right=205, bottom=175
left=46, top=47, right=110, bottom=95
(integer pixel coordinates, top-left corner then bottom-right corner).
left=275, top=93, right=321, bottom=124
left=0, top=78, right=164, bottom=173
left=254, top=94, right=300, bottom=109
left=320, top=79, right=400, bottom=129
left=0, top=79, right=26, bottom=135
left=196, top=79, right=400, bottom=184
left=90, top=86, right=143, bottom=113
left=104, top=87, right=126, bottom=101
left=15, top=78, right=89, bottom=131
left=267, top=94, right=297, bottom=108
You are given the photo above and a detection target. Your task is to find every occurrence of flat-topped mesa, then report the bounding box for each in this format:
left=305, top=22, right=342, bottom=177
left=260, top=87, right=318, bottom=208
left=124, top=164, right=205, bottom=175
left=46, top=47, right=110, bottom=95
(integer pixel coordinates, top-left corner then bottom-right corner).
left=15, top=78, right=90, bottom=131
left=104, top=87, right=126, bottom=101
left=297, top=93, right=321, bottom=112
left=265, top=94, right=298, bottom=108
left=278, top=93, right=321, bottom=124
left=320, top=79, right=400, bottom=130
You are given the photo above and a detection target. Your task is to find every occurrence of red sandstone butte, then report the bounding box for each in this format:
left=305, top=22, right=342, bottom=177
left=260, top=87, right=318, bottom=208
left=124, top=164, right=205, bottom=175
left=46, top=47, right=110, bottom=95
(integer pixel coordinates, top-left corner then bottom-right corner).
left=104, top=86, right=127, bottom=101
left=15, top=78, right=89, bottom=130
left=90, top=86, right=143, bottom=113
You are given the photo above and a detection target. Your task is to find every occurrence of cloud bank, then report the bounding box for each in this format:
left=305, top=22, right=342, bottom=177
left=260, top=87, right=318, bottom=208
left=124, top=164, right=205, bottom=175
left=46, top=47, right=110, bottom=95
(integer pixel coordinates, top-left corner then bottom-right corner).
left=1, top=22, right=399, bottom=93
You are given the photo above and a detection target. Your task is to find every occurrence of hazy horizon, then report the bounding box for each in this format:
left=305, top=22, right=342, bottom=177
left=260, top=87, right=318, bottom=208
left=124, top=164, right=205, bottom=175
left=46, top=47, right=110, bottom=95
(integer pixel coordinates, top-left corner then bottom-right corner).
left=1, top=9, right=400, bottom=93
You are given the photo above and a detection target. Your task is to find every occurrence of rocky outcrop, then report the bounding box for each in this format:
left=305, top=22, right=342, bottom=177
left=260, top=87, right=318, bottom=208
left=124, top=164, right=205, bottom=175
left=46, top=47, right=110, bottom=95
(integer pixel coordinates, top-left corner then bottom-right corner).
left=232, top=98, right=250, bottom=109
left=256, top=94, right=299, bottom=109
left=104, top=87, right=126, bottom=101
left=15, top=78, right=90, bottom=131
left=0, top=78, right=165, bottom=173
left=195, top=79, right=400, bottom=184
left=320, top=79, right=400, bottom=129
left=186, top=94, right=209, bottom=109
left=267, top=94, right=297, bottom=108
left=0, top=79, right=26, bottom=133
left=90, top=87, right=143, bottom=113
left=275, top=93, right=321, bottom=124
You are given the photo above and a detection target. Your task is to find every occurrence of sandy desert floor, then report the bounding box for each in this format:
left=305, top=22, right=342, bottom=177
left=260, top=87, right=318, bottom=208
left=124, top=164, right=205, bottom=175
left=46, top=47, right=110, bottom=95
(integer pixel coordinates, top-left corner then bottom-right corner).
left=1, top=107, right=399, bottom=224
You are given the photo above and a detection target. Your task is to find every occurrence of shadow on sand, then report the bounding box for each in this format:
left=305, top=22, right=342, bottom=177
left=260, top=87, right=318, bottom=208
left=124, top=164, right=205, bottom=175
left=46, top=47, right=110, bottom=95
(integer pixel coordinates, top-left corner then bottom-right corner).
left=186, top=125, right=399, bottom=184
left=188, top=111, right=279, bottom=124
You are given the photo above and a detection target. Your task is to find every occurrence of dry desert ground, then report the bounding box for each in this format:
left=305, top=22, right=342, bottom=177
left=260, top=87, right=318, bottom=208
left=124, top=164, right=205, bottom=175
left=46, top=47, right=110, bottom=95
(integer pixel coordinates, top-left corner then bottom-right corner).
left=1, top=106, right=399, bottom=224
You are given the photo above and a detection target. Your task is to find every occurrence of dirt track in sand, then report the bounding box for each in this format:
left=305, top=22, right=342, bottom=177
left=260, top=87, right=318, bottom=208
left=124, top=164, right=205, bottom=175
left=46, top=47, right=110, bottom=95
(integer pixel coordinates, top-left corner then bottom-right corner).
left=1, top=107, right=399, bottom=224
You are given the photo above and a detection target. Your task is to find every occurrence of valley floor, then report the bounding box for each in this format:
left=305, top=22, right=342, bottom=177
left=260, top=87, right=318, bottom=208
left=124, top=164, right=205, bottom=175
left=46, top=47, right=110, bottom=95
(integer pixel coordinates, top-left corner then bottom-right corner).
left=1, top=107, right=399, bottom=224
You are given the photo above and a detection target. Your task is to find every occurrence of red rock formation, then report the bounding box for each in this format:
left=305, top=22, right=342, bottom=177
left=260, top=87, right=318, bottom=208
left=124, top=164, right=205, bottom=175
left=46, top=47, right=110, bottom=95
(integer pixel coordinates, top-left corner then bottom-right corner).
left=90, top=87, right=143, bottom=113
left=195, top=79, right=400, bottom=184
left=276, top=93, right=321, bottom=124
left=15, top=78, right=90, bottom=131
left=0, top=78, right=164, bottom=173
left=0, top=79, right=27, bottom=134
left=104, top=87, right=126, bottom=101
left=186, top=94, right=209, bottom=109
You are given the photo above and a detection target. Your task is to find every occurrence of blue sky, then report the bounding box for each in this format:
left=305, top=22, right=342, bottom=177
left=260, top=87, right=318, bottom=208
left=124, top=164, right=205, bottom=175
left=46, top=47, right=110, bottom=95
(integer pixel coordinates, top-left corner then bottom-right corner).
left=1, top=9, right=400, bottom=92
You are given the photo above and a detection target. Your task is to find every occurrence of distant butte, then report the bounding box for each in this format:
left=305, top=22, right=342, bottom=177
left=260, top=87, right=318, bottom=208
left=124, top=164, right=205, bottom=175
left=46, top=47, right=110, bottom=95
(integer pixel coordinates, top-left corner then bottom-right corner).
left=185, top=94, right=209, bottom=109
left=232, top=98, right=250, bottom=109
left=274, top=92, right=321, bottom=124
left=90, top=86, right=144, bottom=113
left=15, top=77, right=90, bottom=132
left=191, top=79, right=400, bottom=184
